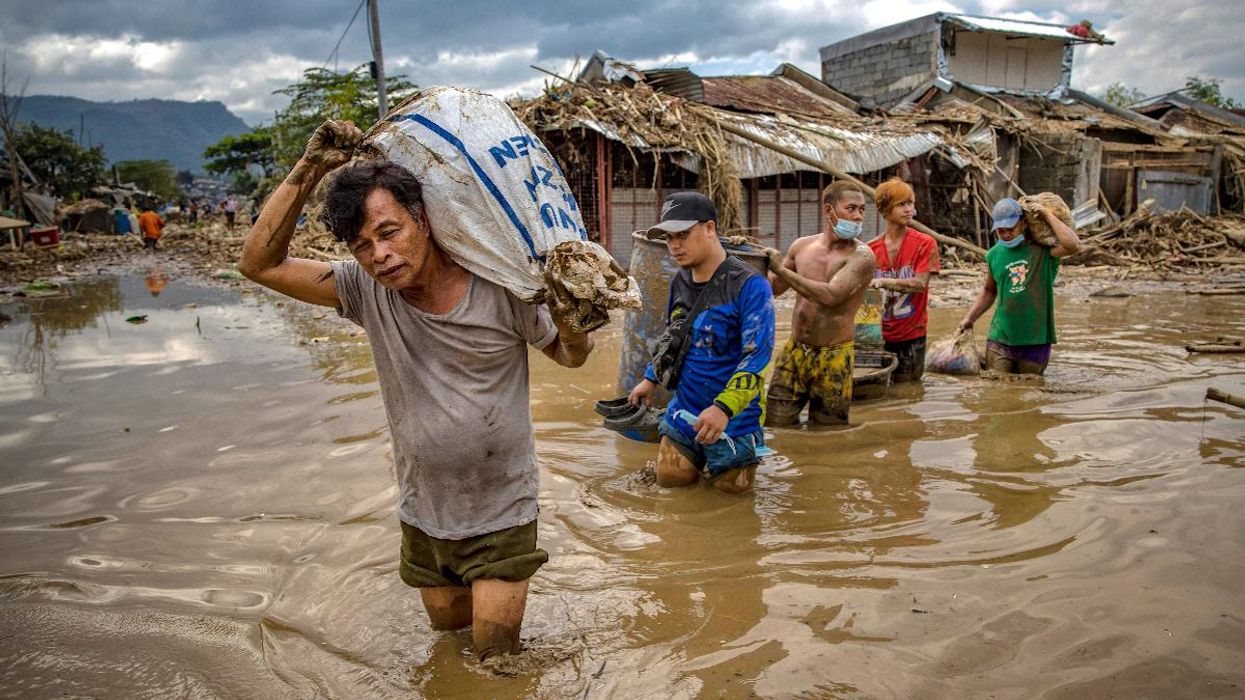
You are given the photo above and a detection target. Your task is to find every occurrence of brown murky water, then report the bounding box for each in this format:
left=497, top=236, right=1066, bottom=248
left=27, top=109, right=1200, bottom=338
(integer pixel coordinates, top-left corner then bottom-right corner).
left=1, top=270, right=1243, bottom=699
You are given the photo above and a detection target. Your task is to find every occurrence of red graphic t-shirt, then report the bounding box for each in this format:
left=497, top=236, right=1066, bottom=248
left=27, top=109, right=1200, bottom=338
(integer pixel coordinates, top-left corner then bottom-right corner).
left=868, top=228, right=939, bottom=342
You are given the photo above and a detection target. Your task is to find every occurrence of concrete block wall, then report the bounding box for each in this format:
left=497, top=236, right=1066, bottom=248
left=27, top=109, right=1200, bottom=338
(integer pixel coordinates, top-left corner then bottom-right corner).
left=1017, top=133, right=1101, bottom=206
left=821, top=32, right=937, bottom=104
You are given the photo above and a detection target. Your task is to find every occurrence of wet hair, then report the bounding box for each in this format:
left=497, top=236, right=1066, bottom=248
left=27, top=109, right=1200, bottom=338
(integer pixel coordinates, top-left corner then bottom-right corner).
left=822, top=180, right=866, bottom=207
left=319, top=160, right=426, bottom=243
left=874, top=177, right=915, bottom=215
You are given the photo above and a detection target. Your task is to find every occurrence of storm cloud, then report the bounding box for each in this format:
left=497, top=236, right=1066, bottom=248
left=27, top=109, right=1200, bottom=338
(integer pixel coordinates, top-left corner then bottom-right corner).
left=1, top=0, right=1240, bottom=125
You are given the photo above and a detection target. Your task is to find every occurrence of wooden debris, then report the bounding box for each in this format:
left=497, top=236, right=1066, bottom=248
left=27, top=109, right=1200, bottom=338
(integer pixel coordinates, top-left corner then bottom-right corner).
left=1070, top=207, right=1245, bottom=269
left=1186, top=340, right=1244, bottom=353
left=1206, top=387, right=1245, bottom=410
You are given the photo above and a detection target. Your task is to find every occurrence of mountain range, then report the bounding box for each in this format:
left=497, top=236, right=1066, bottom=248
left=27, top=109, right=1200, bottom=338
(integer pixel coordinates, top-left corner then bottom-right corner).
left=13, top=95, right=250, bottom=173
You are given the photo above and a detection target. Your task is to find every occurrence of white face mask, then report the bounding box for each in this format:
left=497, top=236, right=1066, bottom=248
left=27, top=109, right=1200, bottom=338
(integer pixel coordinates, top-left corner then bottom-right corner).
left=1000, top=232, right=1025, bottom=249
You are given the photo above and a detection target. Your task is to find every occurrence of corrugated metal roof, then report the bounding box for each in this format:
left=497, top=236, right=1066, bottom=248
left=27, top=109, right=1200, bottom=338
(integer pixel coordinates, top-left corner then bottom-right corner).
left=701, top=75, right=856, bottom=119
left=643, top=68, right=704, bottom=103
left=570, top=108, right=944, bottom=179
left=1133, top=92, right=1245, bottom=131
left=714, top=111, right=944, bottom=178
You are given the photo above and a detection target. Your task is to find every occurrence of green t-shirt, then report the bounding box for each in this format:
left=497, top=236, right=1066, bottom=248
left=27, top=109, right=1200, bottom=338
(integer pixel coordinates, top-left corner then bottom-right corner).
left=986, top=239, right=1059, bottom=346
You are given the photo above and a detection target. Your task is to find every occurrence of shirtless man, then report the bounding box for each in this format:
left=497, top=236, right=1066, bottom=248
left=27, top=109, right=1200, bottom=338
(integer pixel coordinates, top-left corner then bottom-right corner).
left=764, top=180, right=877, bottom=425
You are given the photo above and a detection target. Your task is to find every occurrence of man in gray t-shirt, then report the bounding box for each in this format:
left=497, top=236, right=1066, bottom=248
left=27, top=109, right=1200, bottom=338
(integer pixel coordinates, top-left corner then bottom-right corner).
left=238, top=120, right=595, bottom=660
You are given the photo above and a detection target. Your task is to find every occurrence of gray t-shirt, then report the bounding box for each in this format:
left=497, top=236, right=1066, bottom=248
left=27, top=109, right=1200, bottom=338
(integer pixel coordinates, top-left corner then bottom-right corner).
left=332, top=261, right=557, bottom=539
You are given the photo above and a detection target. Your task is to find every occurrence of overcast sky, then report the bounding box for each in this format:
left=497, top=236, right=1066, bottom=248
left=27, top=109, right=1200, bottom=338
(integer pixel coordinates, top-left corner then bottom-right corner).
left=1, top=0, right=1241, bottom=126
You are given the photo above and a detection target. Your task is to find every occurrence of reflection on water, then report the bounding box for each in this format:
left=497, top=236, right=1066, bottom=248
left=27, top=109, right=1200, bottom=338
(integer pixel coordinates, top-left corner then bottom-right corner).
left=1, top=273, right=1243, bottom=698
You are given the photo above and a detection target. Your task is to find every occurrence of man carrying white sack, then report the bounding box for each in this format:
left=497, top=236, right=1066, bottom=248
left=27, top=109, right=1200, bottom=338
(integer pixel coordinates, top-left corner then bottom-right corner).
left=239, top=119, right=595, bottom=660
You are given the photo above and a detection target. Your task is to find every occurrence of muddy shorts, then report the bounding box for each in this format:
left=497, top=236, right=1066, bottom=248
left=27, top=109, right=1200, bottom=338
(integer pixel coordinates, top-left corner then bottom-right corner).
left=885, top=336, right=927, bottom=383
left=765, top=338, right=854, bottom=425
left=985, top=340, right=1051, bottom=376
left=399, top=520, right=548, bottom=589
left=658, top=415, right=762, bottom=477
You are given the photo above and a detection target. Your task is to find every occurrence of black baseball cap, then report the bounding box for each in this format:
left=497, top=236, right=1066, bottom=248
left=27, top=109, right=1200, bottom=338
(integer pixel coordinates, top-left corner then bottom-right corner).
left=647, top=192, right=717, bottom=235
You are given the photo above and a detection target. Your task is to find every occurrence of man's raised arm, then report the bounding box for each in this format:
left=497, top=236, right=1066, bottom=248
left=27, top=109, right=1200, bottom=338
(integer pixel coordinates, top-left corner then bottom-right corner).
left=238, top=120, right=362, bottom=308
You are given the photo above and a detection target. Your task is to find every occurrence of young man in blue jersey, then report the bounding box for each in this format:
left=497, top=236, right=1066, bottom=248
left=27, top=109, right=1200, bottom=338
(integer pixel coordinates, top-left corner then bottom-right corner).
left=629, top=193, right=776, bottom=495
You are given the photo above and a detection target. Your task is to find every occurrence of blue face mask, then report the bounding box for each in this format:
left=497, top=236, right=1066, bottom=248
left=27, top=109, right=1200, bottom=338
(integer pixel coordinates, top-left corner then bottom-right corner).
left=1000, top=233, right=1025, bottom=249
left=833, top=219, right=863, bottom=240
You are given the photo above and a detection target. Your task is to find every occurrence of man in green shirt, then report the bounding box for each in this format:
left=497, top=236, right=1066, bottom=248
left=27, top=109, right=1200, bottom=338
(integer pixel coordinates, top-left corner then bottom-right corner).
left=957, top=198, right=1081, bottom=375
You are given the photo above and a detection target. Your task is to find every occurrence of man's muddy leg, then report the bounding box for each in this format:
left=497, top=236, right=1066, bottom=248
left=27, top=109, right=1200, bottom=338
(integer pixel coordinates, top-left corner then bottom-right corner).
left=712, top=465, right=757, bottom=494
left=984, top=344, right=1017, bottom=374
left=419, top=586, right=472, bottom=631
left=1016, top=358, right=1048, bottom=376
left=656, top=437, right=699, bottom=487
left=764, top=396, right=804, bottom=427
left=470, top=578, right=529, bottom=660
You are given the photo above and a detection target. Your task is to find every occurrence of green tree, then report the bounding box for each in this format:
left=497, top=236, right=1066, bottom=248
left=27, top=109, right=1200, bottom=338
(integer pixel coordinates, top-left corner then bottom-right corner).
left=203, top=125, right=275, bottom=177
left=1184, top=75, right=1241, bottom=109
left=115, top=159, right=180, bottom=200
left=9, top=122, right=107, bottom=199
left=1103, top=82, right=1146, bottom=108
left=228, top=169, right=259, bottom=195
left=271, top=63, right=416, bottom=169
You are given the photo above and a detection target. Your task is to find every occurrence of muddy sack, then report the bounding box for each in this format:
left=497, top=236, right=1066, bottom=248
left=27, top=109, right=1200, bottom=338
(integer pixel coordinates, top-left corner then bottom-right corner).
left=361, top=86, right=640, bottom=329
left=926, top=328, right=983, bottom=375
left=1019, top=193, right=1073, bottom=247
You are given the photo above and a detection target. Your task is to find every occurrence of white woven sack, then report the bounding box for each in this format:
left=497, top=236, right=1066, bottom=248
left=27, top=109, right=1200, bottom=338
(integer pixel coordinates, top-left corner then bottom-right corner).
left=362, top=86, right=600, bottom=302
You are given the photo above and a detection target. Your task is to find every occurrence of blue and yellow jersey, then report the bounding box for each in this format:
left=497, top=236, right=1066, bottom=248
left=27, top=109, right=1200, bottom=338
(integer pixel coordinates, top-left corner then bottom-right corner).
left=645, top=255, right=776, bottom=438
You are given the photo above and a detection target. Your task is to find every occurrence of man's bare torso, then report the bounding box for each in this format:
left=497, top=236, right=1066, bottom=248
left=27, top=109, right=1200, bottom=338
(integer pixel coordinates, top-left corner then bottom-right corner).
left=787, top=235, right=873, bottom=347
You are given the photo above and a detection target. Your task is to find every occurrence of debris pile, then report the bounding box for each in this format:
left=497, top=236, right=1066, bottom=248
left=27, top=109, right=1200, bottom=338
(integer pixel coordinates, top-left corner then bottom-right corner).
left=514, top=81, right=744, bottom=233
left=1071, top=207, right=1245, bottom=268
left=0, top=222, right=350, bottom=286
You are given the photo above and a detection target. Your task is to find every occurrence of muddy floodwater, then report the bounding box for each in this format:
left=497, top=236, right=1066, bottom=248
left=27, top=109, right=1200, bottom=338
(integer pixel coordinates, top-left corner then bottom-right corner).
left=1, top=271, right=1243, bottom=699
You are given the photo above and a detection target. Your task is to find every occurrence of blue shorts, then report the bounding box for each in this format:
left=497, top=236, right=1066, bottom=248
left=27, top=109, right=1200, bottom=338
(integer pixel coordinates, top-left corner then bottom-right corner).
left=658, top=415, right=763, bottom=476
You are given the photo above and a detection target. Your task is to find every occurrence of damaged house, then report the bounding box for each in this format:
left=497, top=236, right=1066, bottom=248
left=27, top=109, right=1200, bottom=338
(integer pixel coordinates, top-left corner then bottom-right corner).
left=819, top=12, right=1242, bottom=225
left=516, top=52, right=991, bottom=266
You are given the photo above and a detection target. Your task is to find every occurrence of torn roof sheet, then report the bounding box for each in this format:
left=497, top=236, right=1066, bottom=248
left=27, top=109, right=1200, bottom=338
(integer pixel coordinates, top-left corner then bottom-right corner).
left=570, top=109, right=944, bottom=179
left=944, top=13, right=1109, bottom=44
left=714, top=111, right=944, bottom=178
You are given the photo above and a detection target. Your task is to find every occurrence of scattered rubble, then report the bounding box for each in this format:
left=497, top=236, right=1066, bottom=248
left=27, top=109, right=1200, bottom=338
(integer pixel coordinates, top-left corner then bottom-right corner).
left=1070, top=206, right=1245, bottom=269
left=0, top=221, right=350, bottom=288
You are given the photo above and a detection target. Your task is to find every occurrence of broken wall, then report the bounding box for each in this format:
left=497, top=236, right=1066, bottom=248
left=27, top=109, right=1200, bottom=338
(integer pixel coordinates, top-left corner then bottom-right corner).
left=1018, top=132, right=1102, bottom=207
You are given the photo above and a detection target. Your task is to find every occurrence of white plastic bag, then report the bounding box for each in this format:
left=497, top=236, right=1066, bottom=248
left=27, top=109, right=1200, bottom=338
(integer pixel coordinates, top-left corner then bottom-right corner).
left=361, top=86, right=639, bottom=327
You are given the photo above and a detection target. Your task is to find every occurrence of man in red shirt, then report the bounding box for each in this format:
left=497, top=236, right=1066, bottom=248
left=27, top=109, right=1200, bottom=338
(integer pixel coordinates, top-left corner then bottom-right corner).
left=867, top=178, right=939, bottom=382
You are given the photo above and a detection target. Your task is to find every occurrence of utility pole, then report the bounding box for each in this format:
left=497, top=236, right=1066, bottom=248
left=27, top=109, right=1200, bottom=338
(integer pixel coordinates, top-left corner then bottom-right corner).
left=368, top=0, right=387, bottom=121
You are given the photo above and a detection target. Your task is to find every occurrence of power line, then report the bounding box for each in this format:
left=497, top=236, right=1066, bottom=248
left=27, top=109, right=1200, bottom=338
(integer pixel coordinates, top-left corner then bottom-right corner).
left=323, top=0, right=368, bottom=71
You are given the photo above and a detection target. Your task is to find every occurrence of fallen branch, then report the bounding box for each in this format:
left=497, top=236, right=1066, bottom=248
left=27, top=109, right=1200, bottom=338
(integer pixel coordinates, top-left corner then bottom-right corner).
left=1186, top=342, right=1245, bottom=353
left=1206, top=387, right=1245, bottom=410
